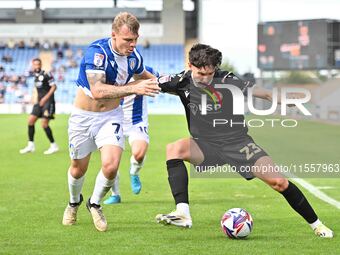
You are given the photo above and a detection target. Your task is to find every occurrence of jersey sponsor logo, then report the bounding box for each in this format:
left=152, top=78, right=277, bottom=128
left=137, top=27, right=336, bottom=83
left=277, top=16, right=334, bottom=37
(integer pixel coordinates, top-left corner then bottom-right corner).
left=158, top=75, right=172, bottom=84
left=128, top=58, right=136, bottom=70
left=187, top=103, right=198, bottom=115
left=94, top=53, right=104, bottom=67
left=35, top=81, right=42, bottom=88
left=69, top=144, right=76, bottom=158
left=38, top=75, right=44, bottom=81
left=110, top=60, right=115, bottom=68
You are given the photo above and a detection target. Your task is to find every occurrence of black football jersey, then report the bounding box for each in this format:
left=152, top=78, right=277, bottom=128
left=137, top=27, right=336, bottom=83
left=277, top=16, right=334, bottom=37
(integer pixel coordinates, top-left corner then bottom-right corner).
left=33, top=70, right=56, bottom=102
left=158, top=70, right=255, bottom=141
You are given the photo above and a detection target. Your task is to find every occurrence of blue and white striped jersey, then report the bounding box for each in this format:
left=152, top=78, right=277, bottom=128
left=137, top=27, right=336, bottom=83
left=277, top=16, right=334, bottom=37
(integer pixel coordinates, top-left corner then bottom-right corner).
left=121, top=66, right=159, bottom=126
left=76, top=37, right=145, bottom=97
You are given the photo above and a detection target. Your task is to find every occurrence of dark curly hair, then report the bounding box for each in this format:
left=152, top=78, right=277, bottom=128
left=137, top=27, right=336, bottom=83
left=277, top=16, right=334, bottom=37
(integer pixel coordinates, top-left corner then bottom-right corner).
left=189, top=44, right=222, bottom=69
left=32, top=58, right=42, bottom=63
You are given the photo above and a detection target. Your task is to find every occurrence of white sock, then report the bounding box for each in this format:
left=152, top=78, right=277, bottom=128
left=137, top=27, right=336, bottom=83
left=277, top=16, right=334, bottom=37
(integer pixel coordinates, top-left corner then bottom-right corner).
left=110, top=171, right=120, bottom=196
left=90, top=169, right=115, bottom=205
left=68, top=169, right=85, bottom=203
left=51, top=142, right=58, bottom=147
left=129, top=155, right=144, bottom=175
left=28, top=141, right=34, bottom=147
left=176, top=203, right=190, bottom=217
left=310, top=219, right=322, bottom=230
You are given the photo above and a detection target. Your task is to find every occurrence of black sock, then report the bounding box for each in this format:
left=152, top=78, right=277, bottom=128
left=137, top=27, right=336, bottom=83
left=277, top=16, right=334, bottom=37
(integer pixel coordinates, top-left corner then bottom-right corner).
left=167, top=159, right=189, bottom=205
left=280, top=181, right=318, bottom=224
left=28, top=125, right=35, bottom=142
left=44, top=126, right=55, bottom=143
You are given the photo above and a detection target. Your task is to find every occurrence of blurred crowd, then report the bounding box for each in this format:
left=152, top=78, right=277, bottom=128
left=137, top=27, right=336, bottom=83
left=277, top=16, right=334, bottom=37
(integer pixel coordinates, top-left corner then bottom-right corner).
left=0, top=66, right=28, bottom=103
left=0, top=39, right=71, bottom=51
left=0, top=39, right=84, bottom=104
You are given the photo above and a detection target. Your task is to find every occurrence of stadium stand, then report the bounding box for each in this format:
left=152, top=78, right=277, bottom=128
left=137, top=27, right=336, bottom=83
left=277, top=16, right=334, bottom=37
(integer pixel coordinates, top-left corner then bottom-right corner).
left=0, top=42, right=185, bottom=105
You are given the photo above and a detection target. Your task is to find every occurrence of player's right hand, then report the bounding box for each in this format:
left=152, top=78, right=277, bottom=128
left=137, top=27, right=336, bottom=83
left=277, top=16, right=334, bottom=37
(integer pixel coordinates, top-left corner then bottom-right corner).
left=134, top=79, right=161, bottom=97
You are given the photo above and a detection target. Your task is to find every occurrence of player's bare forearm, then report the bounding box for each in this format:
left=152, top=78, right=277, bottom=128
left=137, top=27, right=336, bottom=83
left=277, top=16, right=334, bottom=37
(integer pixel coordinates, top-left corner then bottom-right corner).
left=87, top=72, right=140, bottom=99
left=252, top=86, right=273, bottom=102
left=40, top=85, right=56, bottom=104
left=87, top=72, right=160, bottom=99
left=97, top=84, right=137, bottom=99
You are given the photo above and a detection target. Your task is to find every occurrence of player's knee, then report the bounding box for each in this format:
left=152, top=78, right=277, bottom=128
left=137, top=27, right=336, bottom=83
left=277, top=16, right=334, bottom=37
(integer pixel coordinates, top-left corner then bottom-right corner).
left=270, top=178, right=289, bottom=192
left=133, top=152, right=145, bottom=163
left=166, top=142, right=186, bottom=160
left=166, top=142, right=176, bottom=156
left=101, top=160, right=119, bottom=178
left=69, top=165, right=85, bottom=179
left=28, top=117, right=36, bottom=126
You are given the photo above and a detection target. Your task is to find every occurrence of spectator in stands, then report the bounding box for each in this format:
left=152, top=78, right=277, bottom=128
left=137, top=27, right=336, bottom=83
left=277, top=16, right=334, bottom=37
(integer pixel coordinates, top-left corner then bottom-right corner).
left=34, top=40, right=40, bottom=49
left=57, top=47, right=64, bottom=59
left=0, top=83, right=5, bottom=103
left=0, top=65, right=4, bottom=78
left=18, top=75, right=27, bottom=88
left=18, top=40, right=26, bottom=49
left=143, top=39, right=151, bottom=49
left=62, top=41, right=70, bottom=49
left=28, top=39, right=36, bottom=49
left=0, top=41, right=6, bottom=49
left=67, top=59, right=78, bottom=69
left=65, top=48, right=73, bottom=59
left=42, top=40, right=51, bottom=51
left=53, top=41, right=60, bottom=50
left=75, top=48, right=83, bottom=60
left=57, top=66, right=66, bottom=82
left=7, top=39, right=16, bottom=49
left=2, top=55, right=13, bottom=63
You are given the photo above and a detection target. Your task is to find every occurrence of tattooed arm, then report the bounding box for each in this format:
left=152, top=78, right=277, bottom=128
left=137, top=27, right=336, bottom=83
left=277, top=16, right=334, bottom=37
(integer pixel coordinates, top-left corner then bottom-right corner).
left=86, top=72, right=160, bottom=100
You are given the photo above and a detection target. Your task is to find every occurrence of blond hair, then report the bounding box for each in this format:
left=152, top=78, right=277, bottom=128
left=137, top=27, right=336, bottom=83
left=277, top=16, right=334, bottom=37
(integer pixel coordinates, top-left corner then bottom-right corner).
left=112, top=12, right=140, bottom=34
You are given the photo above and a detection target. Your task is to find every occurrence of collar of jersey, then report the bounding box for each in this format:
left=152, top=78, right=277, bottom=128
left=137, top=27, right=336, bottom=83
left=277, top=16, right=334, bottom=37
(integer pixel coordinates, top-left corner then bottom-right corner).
left=190, top=73, right=222, bottom=105
left=108, top=38, right=126, bottom=57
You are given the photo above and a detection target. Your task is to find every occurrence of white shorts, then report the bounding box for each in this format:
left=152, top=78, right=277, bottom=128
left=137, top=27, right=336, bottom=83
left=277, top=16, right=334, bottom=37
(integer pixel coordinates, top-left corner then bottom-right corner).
left=123, top=120, right=149, bottom=146
left=68, top=107, right=124, bottom=159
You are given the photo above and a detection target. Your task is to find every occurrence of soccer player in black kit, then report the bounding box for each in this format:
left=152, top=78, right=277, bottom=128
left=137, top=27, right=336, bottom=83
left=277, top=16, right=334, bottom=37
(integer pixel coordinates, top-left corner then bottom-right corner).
left=155, top=44, right=333, bottom=238
left=20, top=58, right=59, bottom=155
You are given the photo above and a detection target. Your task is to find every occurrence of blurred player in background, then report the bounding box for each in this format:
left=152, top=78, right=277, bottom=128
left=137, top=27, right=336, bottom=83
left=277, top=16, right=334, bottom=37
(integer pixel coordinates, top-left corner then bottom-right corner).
left=104, top=66, right=159, bottom=204
left=61, top=12, right=160, bottom=232
left=155, top=44, right=333, bottom=238
left=19, top=58, right=59, bottom=155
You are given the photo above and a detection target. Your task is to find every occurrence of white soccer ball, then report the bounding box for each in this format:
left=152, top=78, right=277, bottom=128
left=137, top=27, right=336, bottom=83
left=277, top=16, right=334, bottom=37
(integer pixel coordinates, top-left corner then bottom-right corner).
left=220, top=208, right=253, bottom=239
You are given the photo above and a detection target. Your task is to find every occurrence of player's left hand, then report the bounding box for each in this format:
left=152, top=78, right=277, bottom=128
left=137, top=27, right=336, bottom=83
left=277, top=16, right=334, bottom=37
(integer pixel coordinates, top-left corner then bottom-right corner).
left=39, top=98, right=47, bottom=106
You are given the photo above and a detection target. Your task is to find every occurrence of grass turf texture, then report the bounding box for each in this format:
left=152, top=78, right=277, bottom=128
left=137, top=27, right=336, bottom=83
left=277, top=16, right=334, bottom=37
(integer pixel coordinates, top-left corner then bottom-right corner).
left=0, top=114, right=339, bottom=255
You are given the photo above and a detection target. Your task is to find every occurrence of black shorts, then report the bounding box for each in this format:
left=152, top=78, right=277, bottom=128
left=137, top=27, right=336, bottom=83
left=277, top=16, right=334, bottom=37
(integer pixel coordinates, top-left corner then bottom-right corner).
left=194, top=135, right=268, bottom=180
left=31, top=102, right=55, bottom=119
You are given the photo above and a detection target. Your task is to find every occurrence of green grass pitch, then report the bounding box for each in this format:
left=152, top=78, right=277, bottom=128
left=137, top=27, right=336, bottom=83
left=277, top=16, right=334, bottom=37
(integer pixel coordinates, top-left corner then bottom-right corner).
left=0, top=114, right=339, bottom=254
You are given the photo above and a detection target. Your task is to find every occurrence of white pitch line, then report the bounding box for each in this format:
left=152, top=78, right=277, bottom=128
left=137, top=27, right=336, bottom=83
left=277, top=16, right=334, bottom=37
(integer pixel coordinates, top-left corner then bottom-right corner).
left=285, top=173, right=340, bottom=209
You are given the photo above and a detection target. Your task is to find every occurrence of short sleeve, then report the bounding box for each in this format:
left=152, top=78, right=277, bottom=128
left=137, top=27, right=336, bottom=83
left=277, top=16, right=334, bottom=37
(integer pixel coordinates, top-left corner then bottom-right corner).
left=47, top=72, right=56, bottom=86
left=84, top=45, right=106, bottom=73
left=219, top=71, right=255, bottom=96
left=158, top=71, right=186, bottom=94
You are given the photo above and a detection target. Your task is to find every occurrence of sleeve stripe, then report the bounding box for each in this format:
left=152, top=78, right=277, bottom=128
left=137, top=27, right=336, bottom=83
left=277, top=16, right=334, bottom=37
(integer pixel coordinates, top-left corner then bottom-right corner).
left=134, top=48, right=142, bottom=70
left=136, top=66, right=145, bottom=75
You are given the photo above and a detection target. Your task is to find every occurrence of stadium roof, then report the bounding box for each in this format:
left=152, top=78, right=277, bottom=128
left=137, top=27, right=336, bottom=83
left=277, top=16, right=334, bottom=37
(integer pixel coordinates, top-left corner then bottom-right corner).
left=0, top=0, right=194, bottom=11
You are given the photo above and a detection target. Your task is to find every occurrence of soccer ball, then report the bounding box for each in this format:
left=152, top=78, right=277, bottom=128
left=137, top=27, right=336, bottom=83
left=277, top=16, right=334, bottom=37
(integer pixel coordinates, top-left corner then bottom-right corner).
left=220, top=208, right=253, bottom=239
